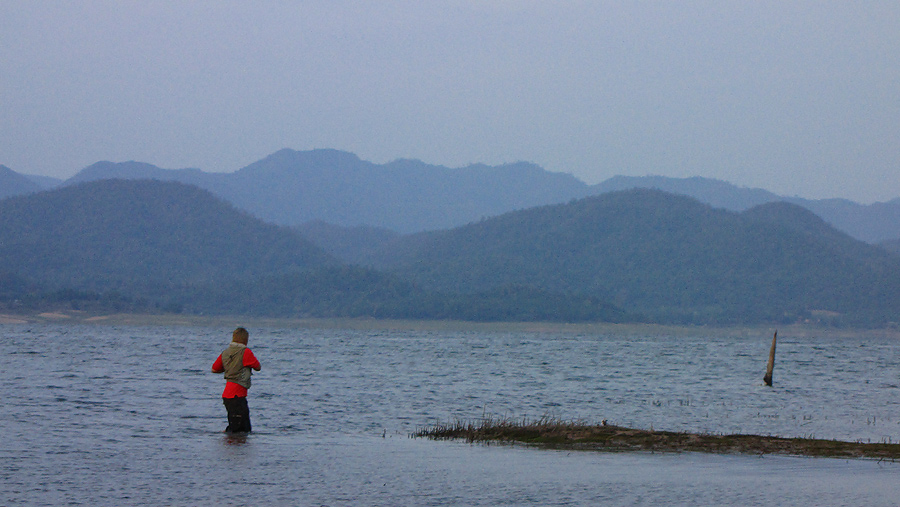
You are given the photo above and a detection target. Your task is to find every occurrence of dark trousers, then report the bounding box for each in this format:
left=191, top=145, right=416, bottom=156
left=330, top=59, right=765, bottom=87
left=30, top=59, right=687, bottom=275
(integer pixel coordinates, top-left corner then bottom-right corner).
left=223, top=396, right=252, bottom=433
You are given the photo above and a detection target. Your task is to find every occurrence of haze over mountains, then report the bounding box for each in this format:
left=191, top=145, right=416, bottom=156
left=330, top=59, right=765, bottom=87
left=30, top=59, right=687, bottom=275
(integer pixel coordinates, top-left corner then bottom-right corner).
left=3, top=148, right=900, bottom=243
left=2, top=175, right=899, bottom=326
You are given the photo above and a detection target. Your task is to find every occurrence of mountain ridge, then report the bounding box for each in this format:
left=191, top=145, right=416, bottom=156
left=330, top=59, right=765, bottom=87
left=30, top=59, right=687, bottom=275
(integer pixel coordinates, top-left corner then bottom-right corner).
left=3, top=149, right=899, bottom=242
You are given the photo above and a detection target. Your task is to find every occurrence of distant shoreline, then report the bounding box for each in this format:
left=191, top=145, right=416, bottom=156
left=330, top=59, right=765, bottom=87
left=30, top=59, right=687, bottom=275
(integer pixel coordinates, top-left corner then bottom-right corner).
left=415, top=419, right=900, bottom=460
left=3, top=310, right=900, bottom=339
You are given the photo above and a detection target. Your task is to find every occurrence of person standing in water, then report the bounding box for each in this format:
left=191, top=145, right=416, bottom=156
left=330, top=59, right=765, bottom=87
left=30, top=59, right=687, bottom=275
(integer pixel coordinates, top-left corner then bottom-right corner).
left=211, top=327, right=261, bottom=433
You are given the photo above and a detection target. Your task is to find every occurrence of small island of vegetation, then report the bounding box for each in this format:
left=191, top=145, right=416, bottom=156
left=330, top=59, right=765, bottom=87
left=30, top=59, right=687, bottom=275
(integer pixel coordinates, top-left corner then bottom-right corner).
left=414, top=417, right=900, bottom=460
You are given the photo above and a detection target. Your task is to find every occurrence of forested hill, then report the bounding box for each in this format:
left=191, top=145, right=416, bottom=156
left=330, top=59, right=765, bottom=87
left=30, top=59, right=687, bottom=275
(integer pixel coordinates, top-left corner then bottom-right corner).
left=0, top=179, right=335, bottom=293
left=364, top=189, right=900, bottom=325
left=594, top=175, right=900, bottom=244
left=2, top=181, right=898, bottom=325
left=0, top=179, right=628, bottom=322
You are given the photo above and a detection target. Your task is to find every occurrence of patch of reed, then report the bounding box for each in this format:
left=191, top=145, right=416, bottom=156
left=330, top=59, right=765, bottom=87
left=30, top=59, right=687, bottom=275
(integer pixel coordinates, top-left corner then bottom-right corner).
left=413, top=415, right=900, bottom=460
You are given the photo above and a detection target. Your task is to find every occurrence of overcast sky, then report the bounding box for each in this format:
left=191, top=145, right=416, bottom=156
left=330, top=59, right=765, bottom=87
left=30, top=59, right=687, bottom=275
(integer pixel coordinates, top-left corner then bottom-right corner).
left=1, top=2, right=898, bottom=202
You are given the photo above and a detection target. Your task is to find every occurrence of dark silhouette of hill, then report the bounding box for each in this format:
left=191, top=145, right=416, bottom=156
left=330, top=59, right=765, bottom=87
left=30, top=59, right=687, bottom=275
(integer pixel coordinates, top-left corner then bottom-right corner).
left=363, top=189, right=900, bottom=325
left=0, top=165, right=42, bottom=199
left=0, top=179, right=335, bottom=295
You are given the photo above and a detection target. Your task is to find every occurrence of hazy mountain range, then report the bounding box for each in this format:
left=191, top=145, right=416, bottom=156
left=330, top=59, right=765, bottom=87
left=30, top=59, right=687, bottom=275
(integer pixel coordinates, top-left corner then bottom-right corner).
left=3, top=149, right=900, bottom=243
left=2, top=178, right=898, bottom=326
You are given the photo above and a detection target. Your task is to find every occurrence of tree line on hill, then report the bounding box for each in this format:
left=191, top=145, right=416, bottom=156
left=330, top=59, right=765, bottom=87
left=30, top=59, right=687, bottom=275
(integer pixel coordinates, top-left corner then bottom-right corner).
left=1, top=179, right=898, bottom=327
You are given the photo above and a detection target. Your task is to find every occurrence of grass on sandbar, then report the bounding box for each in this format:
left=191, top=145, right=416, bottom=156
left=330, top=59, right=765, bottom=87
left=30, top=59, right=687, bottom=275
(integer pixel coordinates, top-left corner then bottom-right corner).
left=414, top=416, right=900, bottom=460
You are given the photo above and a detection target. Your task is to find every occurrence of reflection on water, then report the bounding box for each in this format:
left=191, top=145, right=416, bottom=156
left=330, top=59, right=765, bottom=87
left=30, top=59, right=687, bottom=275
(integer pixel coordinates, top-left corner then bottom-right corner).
left=2, top=323, right=900, bottom=505
left=222, top=433, right=250, bottom=446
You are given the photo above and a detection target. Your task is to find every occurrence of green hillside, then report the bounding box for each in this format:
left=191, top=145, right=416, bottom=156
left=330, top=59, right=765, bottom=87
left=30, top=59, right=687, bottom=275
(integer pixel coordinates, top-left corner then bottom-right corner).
left=0, top=179, right=623, bottom=322
left=3, top=181, right=898, bottom=325
left=368, top=189, right=900, bottom=325
left=0, top=179, right=335, bottom=294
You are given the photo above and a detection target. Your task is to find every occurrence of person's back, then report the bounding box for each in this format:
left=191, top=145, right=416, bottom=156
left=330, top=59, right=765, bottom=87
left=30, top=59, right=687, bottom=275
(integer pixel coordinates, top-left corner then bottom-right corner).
left=211, top=327, right=261, bottom=433
left=221, top=341, right=253, bottom=388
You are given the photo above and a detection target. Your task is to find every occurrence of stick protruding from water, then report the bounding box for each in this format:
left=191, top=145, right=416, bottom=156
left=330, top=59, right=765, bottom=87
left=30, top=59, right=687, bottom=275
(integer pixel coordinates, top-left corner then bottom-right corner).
left=763, top=330, right=777, bottom=386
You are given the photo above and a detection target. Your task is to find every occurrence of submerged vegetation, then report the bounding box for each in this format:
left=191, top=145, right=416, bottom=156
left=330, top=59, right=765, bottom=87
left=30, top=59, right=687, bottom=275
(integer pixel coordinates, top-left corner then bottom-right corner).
left=414, top=417, right=900, bottom=460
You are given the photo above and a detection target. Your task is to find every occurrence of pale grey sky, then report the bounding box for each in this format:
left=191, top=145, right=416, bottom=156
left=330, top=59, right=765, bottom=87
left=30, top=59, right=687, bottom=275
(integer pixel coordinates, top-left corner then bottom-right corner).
left=1, top=1, right=898, bottom=202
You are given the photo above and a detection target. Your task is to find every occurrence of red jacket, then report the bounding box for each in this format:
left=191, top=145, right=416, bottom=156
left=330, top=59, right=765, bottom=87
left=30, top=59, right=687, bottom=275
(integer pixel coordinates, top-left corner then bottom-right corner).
left=212, top=347, right=261, bottom=398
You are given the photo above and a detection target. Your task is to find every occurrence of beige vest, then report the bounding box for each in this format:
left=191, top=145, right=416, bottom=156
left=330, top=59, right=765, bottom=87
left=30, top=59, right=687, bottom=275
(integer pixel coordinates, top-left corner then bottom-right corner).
left=221, top=343, right=252, bottom=389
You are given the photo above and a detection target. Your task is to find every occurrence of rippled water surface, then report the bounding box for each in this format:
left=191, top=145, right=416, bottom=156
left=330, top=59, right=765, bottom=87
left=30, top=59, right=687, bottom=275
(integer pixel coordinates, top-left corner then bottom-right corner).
left=4, top=323, right=900, bottom=505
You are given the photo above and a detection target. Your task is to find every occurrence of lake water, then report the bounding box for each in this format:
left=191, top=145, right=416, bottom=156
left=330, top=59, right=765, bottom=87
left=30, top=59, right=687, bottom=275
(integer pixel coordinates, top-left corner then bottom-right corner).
left=3, top=323, right=900, bottom=506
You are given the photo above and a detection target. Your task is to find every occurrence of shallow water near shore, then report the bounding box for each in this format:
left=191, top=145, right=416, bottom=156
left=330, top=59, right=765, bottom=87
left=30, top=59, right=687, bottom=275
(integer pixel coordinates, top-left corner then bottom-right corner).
left=3, top=323, right=900, bottom=505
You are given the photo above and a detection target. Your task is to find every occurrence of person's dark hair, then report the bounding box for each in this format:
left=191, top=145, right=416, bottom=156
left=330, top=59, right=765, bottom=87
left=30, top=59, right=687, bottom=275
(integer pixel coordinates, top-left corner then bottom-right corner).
left=232, top=327, right=249, bottom=344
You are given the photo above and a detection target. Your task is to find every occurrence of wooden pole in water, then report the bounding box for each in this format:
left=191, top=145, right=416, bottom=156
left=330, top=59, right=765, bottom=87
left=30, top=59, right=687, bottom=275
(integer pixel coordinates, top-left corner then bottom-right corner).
left=763, top=330, right=777, bottom=386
